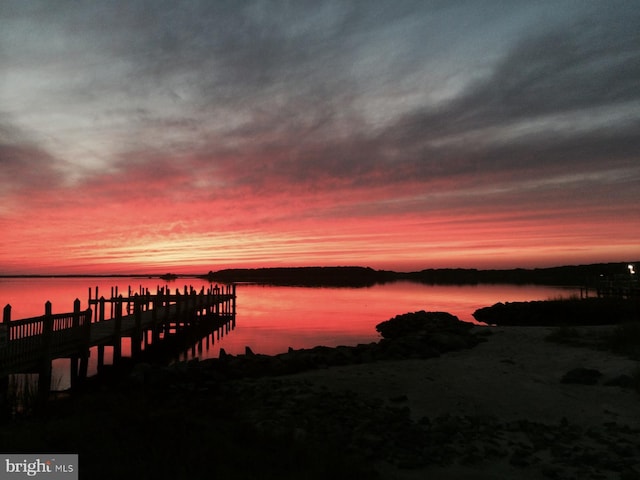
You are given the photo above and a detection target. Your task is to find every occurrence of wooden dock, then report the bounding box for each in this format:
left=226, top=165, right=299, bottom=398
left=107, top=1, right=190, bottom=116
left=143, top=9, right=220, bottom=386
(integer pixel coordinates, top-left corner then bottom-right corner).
left=0, top=283, right=236, bottom=405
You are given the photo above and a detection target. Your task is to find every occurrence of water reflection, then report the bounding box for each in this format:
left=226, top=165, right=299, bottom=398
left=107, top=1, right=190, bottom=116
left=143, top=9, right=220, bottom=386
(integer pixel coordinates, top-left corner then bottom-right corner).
left=1, top=277, right=579, bottom=390
left=219, top=282, right=576, bottom=357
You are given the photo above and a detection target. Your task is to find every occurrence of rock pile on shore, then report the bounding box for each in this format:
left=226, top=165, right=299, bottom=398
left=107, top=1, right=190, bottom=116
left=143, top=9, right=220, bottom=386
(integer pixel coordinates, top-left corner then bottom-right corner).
left=129, top=311, right=483, bottom=385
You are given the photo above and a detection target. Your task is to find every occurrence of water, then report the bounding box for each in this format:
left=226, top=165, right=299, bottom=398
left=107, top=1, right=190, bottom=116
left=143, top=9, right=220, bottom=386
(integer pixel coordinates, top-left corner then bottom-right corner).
left=1, top=277, right=579, bottom=389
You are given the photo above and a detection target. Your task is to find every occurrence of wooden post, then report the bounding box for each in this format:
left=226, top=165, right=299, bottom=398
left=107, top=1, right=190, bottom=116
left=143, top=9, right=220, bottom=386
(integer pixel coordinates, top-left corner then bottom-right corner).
left=127, top=286, right=132, bottom=315
left=151, top=294, right=159, bottom=343
left=113, top=296, right=123, bottom=364
left=1, top=305, right=10, bottom=346
left=0, top=305, right=9, bottom=417
left=152, top=290, right=161, bottom=342
left=37, top=301, right=54, bottom=409
left=192, top=289, right=198, bottom=325
left=175, top=291, right=182, bottom=332
left=78, top=304, right=92, bottom=385
left=110, top=287, right=115, bottom=318
left=232, top=283, right=236, bottom=316
left=132, top=294, right=142, bottom=356
left=99, top=297, right=106, bottom=323
left=70, top=299, right=81, bottom=389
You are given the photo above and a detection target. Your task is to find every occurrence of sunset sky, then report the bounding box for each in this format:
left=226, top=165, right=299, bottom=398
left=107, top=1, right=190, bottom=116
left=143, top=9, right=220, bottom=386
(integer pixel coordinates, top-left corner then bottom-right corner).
left=1, top=1, right=639, bottom=275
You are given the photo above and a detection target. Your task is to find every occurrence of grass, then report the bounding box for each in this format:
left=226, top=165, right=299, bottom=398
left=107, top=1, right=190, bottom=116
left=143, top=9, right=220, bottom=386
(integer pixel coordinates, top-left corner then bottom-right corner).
left=475, top=296, right=638, bottom=326
left=546, top=321, right=640, bottom=362
left=546, top=293, right=581, bottom=302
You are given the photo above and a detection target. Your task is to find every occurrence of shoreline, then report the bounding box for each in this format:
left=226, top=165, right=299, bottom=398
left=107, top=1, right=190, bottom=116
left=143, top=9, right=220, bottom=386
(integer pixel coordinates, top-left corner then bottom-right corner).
left=1, top=318, right=639, bottom=479
left=228, top=323, right=640, bottom=479
left=286, top=325, right=640, bottom=426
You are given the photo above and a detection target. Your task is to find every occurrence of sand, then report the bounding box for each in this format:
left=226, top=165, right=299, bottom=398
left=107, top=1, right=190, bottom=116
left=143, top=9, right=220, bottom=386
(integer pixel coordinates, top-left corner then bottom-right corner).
left=282, top=325, right=640, bottom=479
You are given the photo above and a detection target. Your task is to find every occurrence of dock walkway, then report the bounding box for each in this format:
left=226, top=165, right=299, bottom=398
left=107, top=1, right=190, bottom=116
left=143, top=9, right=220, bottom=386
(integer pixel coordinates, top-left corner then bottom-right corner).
left=0, top=283, right=236, bottom=404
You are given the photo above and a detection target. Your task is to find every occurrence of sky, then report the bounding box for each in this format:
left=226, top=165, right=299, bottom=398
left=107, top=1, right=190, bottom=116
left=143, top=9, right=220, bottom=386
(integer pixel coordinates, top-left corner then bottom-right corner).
left=1, top=0, right=639, bottom=275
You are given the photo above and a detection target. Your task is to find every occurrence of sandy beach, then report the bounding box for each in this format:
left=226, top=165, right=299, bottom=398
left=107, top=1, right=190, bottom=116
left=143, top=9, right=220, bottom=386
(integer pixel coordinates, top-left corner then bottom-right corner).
left=288, top=326, right=639, bottom=426
left=261, top=325, right=640, bottom=479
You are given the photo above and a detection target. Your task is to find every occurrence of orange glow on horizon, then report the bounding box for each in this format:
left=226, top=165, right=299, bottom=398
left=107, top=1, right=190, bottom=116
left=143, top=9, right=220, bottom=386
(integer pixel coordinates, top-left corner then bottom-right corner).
left=2, top=198, right=637, bottom=275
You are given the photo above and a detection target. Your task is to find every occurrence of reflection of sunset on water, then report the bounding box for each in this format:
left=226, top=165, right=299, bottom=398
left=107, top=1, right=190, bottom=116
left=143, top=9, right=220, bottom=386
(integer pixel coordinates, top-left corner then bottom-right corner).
left=1, top=277, right=579, bottom=356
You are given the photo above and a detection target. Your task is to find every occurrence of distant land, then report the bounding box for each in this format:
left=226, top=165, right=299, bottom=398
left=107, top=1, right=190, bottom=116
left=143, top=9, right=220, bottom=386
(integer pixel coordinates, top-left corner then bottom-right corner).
left=1, top=262, right=637, bottom=287
left=200, top=262, right=639, bottom=287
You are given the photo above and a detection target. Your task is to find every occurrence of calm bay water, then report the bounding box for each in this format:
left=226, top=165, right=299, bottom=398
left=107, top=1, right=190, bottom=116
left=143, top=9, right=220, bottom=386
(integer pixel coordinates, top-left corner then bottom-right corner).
left=1, top=277, right=578, bottom=389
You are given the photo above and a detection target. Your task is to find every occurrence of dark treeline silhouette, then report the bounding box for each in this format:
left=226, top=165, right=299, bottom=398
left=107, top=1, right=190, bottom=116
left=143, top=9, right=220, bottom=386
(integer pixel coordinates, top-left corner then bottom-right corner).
left=200, top=266, right=394, bottom=287
left=406, top=262, right=639, bottom=286
left=201, top=262, right=639, bottom=287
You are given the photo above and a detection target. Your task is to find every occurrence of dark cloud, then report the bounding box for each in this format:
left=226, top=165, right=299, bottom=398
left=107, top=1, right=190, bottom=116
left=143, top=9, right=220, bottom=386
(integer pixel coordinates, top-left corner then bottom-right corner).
left=373, top=7, right=640, bottom=184
left=470, top=12, right=640, bottom=120
left=3, top=1, right=639, bottom=206
left=0, top=121, right=63, bottom=195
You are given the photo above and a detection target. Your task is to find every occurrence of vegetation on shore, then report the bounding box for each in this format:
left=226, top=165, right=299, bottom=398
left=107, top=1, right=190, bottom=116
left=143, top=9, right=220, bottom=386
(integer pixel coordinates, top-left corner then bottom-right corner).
left=202, top=261, right=639, bottom=287
left=547, top=322, right=640, bottom=361
left=473, top=297, right=638, bottom=326
left=2, top=261, right=636, bottom=287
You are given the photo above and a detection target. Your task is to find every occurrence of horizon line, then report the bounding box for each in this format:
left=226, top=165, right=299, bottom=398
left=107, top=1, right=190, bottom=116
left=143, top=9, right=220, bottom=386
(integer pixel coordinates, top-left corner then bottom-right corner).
left=2, top=260, right=638, bottom=279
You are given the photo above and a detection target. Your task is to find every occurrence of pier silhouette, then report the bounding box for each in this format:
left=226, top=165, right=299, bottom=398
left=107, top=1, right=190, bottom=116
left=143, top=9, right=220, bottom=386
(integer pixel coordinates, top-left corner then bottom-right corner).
left=1, top=284, right=236, bottom=406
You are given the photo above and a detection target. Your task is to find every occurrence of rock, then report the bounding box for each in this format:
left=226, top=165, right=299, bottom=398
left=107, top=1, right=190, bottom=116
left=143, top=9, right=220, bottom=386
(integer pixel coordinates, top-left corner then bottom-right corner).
left=375, top=311, right=469, bottom=339
left=561, top=368, right=602, bottom=385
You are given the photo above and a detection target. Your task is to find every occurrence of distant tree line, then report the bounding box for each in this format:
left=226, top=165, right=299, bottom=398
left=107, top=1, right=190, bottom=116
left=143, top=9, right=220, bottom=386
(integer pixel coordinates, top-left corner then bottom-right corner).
left=200, top=262, right=639, bottom=287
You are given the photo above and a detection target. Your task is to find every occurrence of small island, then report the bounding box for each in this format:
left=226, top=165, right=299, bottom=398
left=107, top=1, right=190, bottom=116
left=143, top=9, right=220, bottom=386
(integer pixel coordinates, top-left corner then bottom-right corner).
left=159, top=273, right=179, bottom=281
